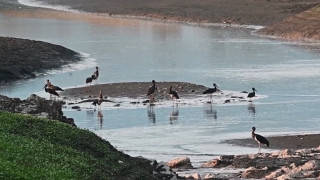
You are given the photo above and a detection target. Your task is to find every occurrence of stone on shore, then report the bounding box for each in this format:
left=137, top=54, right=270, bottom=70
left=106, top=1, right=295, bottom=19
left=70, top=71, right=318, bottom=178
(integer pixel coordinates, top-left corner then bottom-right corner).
left=167, top=157, right=193, bottom=168
left=0, top=94, right=75, bottom=126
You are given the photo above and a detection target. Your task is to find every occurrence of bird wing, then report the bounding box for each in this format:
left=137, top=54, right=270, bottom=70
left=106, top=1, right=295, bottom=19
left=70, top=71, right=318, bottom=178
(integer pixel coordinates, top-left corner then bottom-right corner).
left=255, top=134, right=269, bottom=147
left=53, top=86, right=64, bottom=91
left=203, top=88, right=213, bottom=94
left=147, top=86, right=155, bottom=96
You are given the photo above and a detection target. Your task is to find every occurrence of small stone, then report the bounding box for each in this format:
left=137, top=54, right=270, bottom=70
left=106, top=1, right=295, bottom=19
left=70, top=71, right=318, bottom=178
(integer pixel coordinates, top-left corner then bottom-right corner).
left=167, top=157, right=192, bottom=168
left=204, top=173, right=214, bottom=179
left=201, top=159, right=222, bottom=168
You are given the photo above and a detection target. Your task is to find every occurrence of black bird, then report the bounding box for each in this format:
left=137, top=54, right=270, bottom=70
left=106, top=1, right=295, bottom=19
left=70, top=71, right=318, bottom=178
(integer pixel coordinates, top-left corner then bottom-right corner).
left=252, top=127, right=269, bottom=153
left=169, top=86, right=179, bottom=100
left=51, top=85, right=64, bottom=91
left=247, top=88, right=257, bottom=98
left=44, top=86, right=59, bottom=97
left=92, top=99, right=102, bottom=106
left=85, top=75, right=95, bottom=92
left=43, top=84, right=64, bottom=91
left=147, top=80, right=156, bottom=102
left=92, top=90, right=103, bottom=109
left=202, top=83, right=219, bottom=100
left=42, top=80, right=64, bottom=91
left=92, top=66, right=99, bottom=80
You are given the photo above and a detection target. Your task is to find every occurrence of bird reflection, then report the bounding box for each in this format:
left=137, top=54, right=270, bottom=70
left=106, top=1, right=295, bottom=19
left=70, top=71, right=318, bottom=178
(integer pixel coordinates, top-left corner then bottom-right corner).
left=97, top=110, right=104, bottom=129
left=169, top=106, right=179, bottom=125
left=203, top=104, right=217, bottom=120
left=147, top=105, right=156, bottom=124
left=86, top=110, right=94, bottom=120
left=248, top=103, right=256, bottom=117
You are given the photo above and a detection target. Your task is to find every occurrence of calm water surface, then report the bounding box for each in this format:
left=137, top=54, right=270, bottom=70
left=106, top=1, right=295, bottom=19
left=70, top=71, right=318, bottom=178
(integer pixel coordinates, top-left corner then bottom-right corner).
left=1, top=5, right=320, bottom=167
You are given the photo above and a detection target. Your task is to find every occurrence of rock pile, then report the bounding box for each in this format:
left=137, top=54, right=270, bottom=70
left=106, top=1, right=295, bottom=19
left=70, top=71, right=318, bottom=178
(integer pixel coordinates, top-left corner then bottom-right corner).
left=0, top=94, right=75, bottom=126
left=197, top=146, right=320, bottom=179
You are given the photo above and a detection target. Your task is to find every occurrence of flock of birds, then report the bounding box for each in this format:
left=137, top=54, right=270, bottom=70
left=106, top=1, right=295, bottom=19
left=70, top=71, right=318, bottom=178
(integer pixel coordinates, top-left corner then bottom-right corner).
left=43, top=68, right=268, bottom=153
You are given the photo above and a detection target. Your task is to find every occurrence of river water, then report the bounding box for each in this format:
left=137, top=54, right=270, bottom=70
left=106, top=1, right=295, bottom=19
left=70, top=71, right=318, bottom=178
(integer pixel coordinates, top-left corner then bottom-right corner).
left=1, top=1, right=320, bottom=170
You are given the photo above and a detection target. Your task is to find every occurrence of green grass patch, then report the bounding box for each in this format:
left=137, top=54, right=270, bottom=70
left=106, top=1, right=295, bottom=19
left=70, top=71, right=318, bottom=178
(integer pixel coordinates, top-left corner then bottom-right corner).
left=0, top=111, right=153, bottom=179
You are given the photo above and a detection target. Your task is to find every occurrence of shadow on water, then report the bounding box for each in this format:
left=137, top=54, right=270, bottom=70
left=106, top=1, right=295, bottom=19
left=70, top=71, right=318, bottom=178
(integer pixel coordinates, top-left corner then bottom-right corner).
left=147, top=105, right=156, bottom=124
left=169, top=105, right=179, bottom=125
left=203, top=104, right=217, bottom=120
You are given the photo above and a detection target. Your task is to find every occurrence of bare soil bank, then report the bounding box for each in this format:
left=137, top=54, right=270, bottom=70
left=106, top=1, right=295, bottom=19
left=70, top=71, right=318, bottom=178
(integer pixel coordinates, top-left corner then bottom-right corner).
left=0, top=37, right=81, bottom=85
left=39, top=0, right=319, bottom=26
left=258, top=5, right=320, bottom=41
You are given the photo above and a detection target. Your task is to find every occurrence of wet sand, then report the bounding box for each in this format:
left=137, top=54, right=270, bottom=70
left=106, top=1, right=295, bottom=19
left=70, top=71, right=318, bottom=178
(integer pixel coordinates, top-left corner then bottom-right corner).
left=224, top=133, right=320, bottom=150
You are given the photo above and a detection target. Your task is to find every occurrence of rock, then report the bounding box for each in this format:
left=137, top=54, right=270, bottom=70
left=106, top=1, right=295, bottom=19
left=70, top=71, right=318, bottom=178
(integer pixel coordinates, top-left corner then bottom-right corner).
left=71, top=106, right=80, bottom=109
left=0, top=94, right=75, bottom=126
left=201, top=159, right=222, bottom=168
left=167, top=157, right=193, bottom=168
left=241, top=167, right=269, bottom=179
left=192, top=173, right=201, bottom=179
left=300, top=160, right=320, bottom=171
left=203, top=173, right=214, bottom=179
left=265, top=168, right=284, bottom=179
left=153, top=161, right=178, bottom=180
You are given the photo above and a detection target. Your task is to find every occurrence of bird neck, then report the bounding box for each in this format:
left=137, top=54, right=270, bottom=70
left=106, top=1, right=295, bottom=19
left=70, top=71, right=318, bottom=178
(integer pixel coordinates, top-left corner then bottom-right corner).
left=251, top=131, right=255, bottom=138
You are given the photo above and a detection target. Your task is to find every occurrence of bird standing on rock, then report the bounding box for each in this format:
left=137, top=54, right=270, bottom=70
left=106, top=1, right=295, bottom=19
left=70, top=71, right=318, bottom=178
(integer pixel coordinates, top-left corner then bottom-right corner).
left=44, top=85, right=60, bottom=98
left=147, top=80, right=157, bottom=102
left=43, top=80, right=63, bottom=98
left=251, top=126, right=269, bottom=153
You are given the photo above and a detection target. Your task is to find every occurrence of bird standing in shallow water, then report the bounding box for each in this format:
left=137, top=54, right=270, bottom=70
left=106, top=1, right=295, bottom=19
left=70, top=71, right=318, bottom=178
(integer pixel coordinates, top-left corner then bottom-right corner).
left=202, top=83, right=219, bottom=100
left=169, top=86, right=179, bottom=102
left=247, top=88, right=257, bottom=98
left=252, top=127, right=269, bottom=153
left=147, top=80, right=157, bottom=102
left=92, top=90, right=104, bottom=110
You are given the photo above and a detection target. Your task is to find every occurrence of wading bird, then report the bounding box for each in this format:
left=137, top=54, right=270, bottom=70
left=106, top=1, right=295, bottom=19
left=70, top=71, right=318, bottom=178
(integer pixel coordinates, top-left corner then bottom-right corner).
left=147, top=80, right=157, bottom=102
left=93, top=66, right=99, bottom=80
left=85, top=75, right=95, bottom=92
left=92, top=90, right=104, bottom=109
left=202, top=83, right=219, bottom=100
left=169, top=86, right=179, bottom=101
left=251, top=127, right=269, bottom=153
left=247, top=88, right=257, bottom=98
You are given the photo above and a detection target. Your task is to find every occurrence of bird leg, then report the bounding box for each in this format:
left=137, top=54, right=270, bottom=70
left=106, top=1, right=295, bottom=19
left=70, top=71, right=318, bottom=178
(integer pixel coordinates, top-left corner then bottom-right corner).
left=258, top=144, right=261, bottom=153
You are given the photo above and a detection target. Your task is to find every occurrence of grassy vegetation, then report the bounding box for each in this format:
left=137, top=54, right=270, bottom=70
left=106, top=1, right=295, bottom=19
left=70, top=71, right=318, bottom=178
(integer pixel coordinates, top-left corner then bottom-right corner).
left=0, top=111, right=154, bottom=180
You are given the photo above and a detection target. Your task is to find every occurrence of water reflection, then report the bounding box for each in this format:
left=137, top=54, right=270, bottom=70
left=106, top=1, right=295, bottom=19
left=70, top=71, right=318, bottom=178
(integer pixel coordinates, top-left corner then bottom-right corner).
left=147, top=105, right=156, bottom=124
left=97, top=110, right=104, bottom=129
left=169, top=106, right=179, bottom=125
left=248, top=103, right=256, bottom=118
left=203, top=104, right=217, bottom=120
left=86, top=109, right=94, bottom=120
